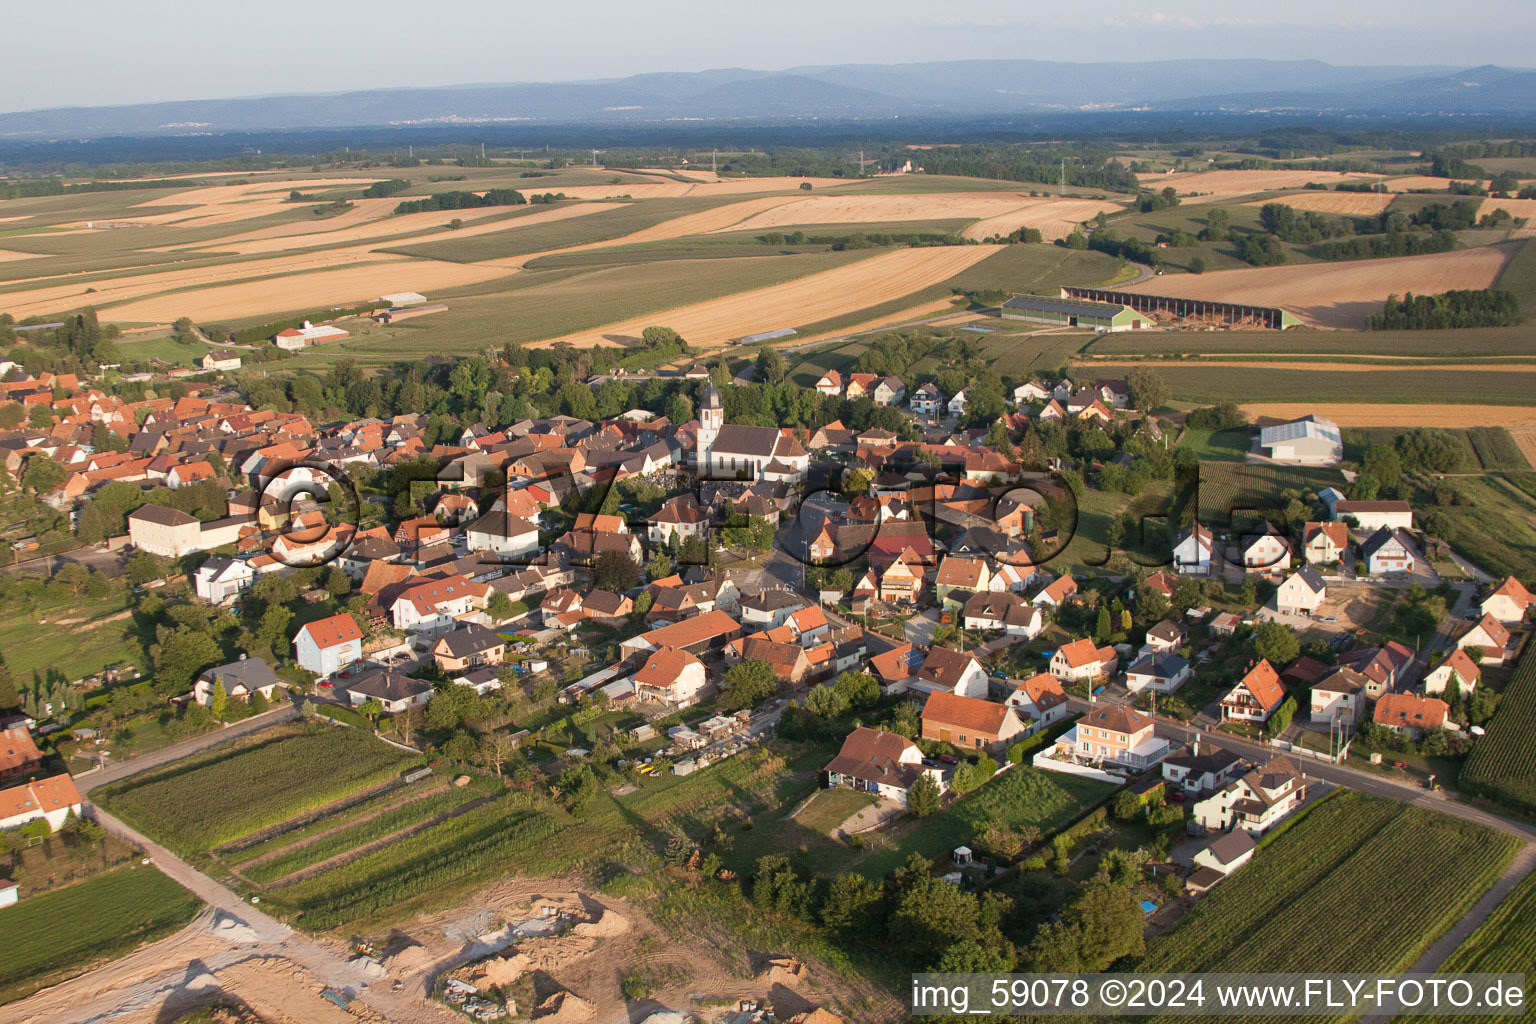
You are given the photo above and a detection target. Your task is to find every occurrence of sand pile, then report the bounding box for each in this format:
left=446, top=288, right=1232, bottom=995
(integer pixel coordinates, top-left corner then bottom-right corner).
left=758, top=958, right=808, bottom=986
left=534, top=990, right=596, bottom=1023
left=571, top=909, right=628, bottom=938
left=382, top=942, right=433, bottom=976
left=210, top=913, right=261, bottom=943
left=462, top=952, right=532, bottom=991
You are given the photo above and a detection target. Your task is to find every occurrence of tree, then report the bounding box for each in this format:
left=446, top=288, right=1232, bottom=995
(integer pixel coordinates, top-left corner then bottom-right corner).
left=1094, top=606, right=1112, bottom=644
left=821, top=871, right=882, bottom=935
left=721, top=660, right=777, bottom=710
left=1188, top=256, right=1206, bottom=274
left=591, top=551, right=640, bottom=592
left=210, top=681, right=229, bottom=721
left=489, top=591, right=516, bottom=622
left=152, top=628, right=221, bottom=692
left=556, top=763, right=600, bottom=814
left=1124, top=366, right=1168, bottom=412
left=755, top=346, right=786, bottom=386
left=908, top=773, right=941, bottom=818
left=358, top=698, right=384, bottom=724
left=478, top=730, right=516, bottom=777
left=21, top=455, right=64, bottom=495
left=1251, top=620, right=1299, bottom=666
left=1113, top=789, right=1143, bottom=821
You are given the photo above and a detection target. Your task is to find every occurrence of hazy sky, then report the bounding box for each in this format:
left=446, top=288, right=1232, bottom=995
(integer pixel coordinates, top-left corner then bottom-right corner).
left=4, top=0, right=1531, bottom=112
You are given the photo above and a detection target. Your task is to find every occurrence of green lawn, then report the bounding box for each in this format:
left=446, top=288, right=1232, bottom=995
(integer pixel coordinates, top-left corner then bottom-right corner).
left=795, top=787, right=877, bottom=835
left=1175, top=426, right=1251, bottom=462
left=4, top=590, right=142, bottom=681
left=0, top=865, right=201, bottom=1004
left=854, top=766, right=1115, bottom=879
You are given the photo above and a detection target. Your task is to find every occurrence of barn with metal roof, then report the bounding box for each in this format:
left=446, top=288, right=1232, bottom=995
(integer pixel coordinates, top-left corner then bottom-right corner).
left=1000, top=294, right=1155, bottom=331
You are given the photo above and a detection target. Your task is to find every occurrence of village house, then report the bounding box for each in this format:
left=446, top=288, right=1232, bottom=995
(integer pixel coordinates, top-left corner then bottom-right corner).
left=1124, top=652, right=1191, bottom=694
left=618, top=609, right=743, bottom=662
left=1373, top=692, right=1454, bottom=739
left=1220, top=660, right=1286, bottom=724
left=1337, top=642, right=1415, bottom=699
left=1274, top=564, right=1327, bottom=615
left=1138, top=620, right=1186, bottom=658
left=1257, top=416, right=1342, bottom=465
left=1072, top=704, right=1169, bottom=769
left=961, top=591, right=1043, bottom=638
left=647, top=496, right=710, bottom=546
left=391, top=574, right=488, bottom=635
left=1360, top=527, right=1415, bottom=575
left=1480, top=576, right=1535, bottom=625
left=1172, top=523, right=1215, bottom=575
left=293, top=613, right=363, bottom=678
left=1457, top=614, right=1514, bottom=664
left=1192, top=830, right=1257, bottom=885
left=1162, top=736, right=1246, bottom=796
left=346, top=670, right=434, bottom=715
left=1192, top=755, right=1307, bottom=838
left=1301, top=521, right=1350, bottom=565
left=0, top=774, right=82, bottom=833
left=193, top=657, right=282, bottom=707
left=632, top=647, right=709, bottom=705
left=1310, top=666, right=1369, bottom=732
left=194, top=555, right=255, bottom=604
left=1239, top=528, right=1292, bottom=573
left=1031, top=574, right=1078, bottom=610
left=0, top=724, right=43, bottom=780
left=813, top=370, right=844, bottom=397
left=823, top=726, right=944, bottom=807
left=909, top=382, right=944, bottom=418
left=920, top=691, right=1027, bottom=754
left=432, top=624, right=506, bottom=674
left=911, top=646, right=990, bottom=700
left=1423, top=648, right=1481, bottom=696
left=934, top=556, right=994, bottom=601
left=464, top=509, right=540, bottom=560
left=1005, top=672, right=1070, bottom=729
left=1050, top=638, right=1118, bottom=684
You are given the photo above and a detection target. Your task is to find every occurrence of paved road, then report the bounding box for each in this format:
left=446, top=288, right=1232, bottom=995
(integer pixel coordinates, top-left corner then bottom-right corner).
left=1066, top=697, right=1536, bottom=843
left=77, top=702, right=299, bottom=794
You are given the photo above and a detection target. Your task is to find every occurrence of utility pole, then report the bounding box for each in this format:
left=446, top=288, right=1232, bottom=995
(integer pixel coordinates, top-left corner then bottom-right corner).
left=712, top=149, right=718, bottom=175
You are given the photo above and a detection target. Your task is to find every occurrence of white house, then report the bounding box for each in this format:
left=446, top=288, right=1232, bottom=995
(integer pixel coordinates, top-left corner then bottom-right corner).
left=823, top=726, right=944, bottom=807
left=1193, top=829, right=1256, bottom=876
left=1192, top=756, right=1306, bottom=837
left=1360, top=527, right=1415, bottom=575
left=1423, top=648, right=1481, bottom=696
left=1481, top=576, right=1536, bottom=625
left=1310, top=666, right=1367, bottom=732
left=390, top=575, right=487, bottom=635
left=1162, top=736, right=1246, bottom=795
left=1219, top=660, right=1286, bottom=723
left=1239, top=529, right=1292, bottom=573
left=294, top=613, right=363, bottom=678
left=194, top=556, right=254, bottom=604
left=1006, top=672, right=1070, bottom=729
left=0, top=774, right=82, bottom=833
left=1274, top=565, right=1327, bottom=615
left=346, top=670, right=433, bottom=714
left=1480, top=576, right=1535, bottom=625
left=1124, top=652, right=1191, bottom=694
left=193, top=657, right=281, bottom=707
left=913, top=647, right=990, bottom=699
left=1051, top=638, right=1117, bottom=683
left=1257, top=416, right=1342, bottom=465
left=947, top=390, right=968, bottom=417
left=1173, top=523, right=1215, bottom=576
left=632, top=646, right=709, bottom=705
left=1013, top=380, right=1052, bottom=405
left=465, top=510, right=540, bottom=561
left=910, top=382, right=944, bottom=418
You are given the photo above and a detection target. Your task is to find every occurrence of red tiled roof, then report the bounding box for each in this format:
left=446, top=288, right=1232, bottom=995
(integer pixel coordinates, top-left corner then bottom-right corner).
left=922, top=692, right=1014, bottom=738
left=300, top=612, right=362, bottom=650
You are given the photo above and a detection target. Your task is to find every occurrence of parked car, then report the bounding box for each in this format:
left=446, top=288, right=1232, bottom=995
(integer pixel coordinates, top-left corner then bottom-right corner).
left=938, top=753, right=959, bottom=765
left=1168, top=791, right=1187, bottom=804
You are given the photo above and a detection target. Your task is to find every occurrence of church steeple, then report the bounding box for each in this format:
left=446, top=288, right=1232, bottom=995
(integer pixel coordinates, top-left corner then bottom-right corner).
left=697, top=381, right=723, bottom=461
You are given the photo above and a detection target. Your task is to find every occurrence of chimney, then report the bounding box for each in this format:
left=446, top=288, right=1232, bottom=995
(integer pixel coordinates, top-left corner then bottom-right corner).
left=1192, top=733, right=1200, bottom=757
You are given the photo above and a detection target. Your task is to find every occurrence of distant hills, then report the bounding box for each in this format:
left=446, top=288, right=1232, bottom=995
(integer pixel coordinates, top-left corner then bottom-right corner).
left=3, top=59, right=1536, bottom=140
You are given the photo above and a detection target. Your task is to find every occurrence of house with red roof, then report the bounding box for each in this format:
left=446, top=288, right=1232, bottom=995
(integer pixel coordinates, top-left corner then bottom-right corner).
left=1220, top=660, right=1286, bottom=723
left=632, top=647, right=708, bottom=705
left=0, top=773, right=82, bottom=832
left=921, top=692, right=1026, bottom=754
left=294, top=612, right=364, bottom=677
left=1481, top=576, right=1535, bottom=625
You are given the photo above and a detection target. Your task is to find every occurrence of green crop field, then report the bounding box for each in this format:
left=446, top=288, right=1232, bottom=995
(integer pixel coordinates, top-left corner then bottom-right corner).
left=1436, top=476, right=1536, bottom=583
left=1084, top=326, right=1536, bottom=358
left=975, top=329, right=1095, bottom=377
left=1461, top=640, right=1536, bottom=816
left=0, top=865, right=201, bottom=1004
left=1415, top=870, right=1536, bottom=1024
left=382, top=197, right=748, bottom=262
left=1094, top=364, right=1536, bottom=406
left=1495, top=237, right=1536, bottom=316
left=94, top=725, right=420, bottom=854
left=1189, top=461, right=1344, bottom=527
left=240, top=785, right=484, bottom=886
left=1467, top=427, right=1531, bottom=470
left=1140, top=793, right=1519, bottom=996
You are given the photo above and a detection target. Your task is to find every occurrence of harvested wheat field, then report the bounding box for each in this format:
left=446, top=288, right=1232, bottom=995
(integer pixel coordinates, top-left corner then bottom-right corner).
left=1242, top=192, right=1393, bottom=216
left=1121, top=244, right=1519, bottom=327
left=1241, top=403, right=1536, bottom=427
left=103, top=258, right=512, bottom=322
left=1137, top=169, right=1381, bottom=199
left=535, top=244, right=999, bottom=350
left=962, top=197, right=1127, bottom=241
left=1479, top=198, right=1536, bottom=238
left=719, top=192, right=1048, bottom=233
left=1509, top=427, right=1536, bottom=466
left=0, top=249, right=41, bottom=264
left=541, top=176, right=851, bottom=202
left=1385, top=175, right=1488, bottom=192
left=58, top=178, right=368, bottom=231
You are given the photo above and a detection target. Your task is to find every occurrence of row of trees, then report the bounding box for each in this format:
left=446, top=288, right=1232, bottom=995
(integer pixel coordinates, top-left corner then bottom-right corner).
left=1369, top=289, right=1520, bottom=331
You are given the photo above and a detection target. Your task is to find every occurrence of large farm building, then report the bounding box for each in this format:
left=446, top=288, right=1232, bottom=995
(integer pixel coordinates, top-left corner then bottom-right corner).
left=1063, top=286, right=1305, bottom=330
left=1000, top=294, right=1155, bottom=332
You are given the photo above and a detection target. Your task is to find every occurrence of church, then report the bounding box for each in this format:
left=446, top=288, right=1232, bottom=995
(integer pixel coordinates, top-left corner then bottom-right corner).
left=695, top=383, right=810, bottom=483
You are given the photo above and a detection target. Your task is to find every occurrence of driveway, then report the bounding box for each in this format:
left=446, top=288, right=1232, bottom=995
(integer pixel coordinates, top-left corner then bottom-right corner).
left=905, top=607, right=942, bottom=646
